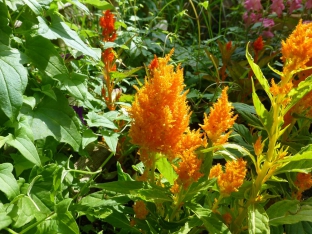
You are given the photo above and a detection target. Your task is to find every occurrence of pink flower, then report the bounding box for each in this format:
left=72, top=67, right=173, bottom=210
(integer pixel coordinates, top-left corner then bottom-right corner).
left=262, top=18, right=275, bottom=28
left=287, top=0, right=302, bottom=14
left=271, top=0, right=285, bottom=16
left=243, top=12, right=262, bottom=26
left=306, top=0, right=312, bottom=9
left=244, top=0, right=263, bottom=11
left=262, top=30, right=274, bottom=38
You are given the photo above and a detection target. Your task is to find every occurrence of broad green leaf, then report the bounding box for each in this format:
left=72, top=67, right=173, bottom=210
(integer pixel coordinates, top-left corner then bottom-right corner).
left=248, top=203, right=269, bottom=234
left=80, top=192, right=130, bottom=208
left=284, top=76, right=312, bottom=115
left=0, top=204, right=12, bottom=230
left=183, top=177, right=215, bottom=202
left=187, top=203, right=230, bottom=234
left=25, top=35, right=68, bottom=78
left=135, top=185, right=172, bottom=202
left=56, top=199, right=79, bottom=234
left=268, top=200, right=312, bottom=225
left=81, top=0, right=113, bottom=10
left=10, top=196, right=36, bottom=228
left=156, top=157, right=177, bottom=185
left=7, top=134, right=41, bottom=166
left=251, top=78, right=272, bottom=133
left=101, top=130, right=119, bottom=154
left=0, top=43, right=28, bottom=120
left=81, top=129, right=97, bottom=149
left=23, top=0, right=43, bottom=15
left=55, top=73, right=88, bottom=101
left=0, top=163, right=19, bottom=200
left=285, top=221, right=312, bottom=234
left=233, top=103, right=263, bottom=128
left=86, top=112, right=117, bottom=129
left=110, top=67, right=143, bottom=82
left=0, top=2, right=11, bottom=45
left=11, top=153, right=35, bottom=176
left=91, top=181, right=145, bottom=194
left=104, top=210, right=140, bottom=233
left=23, top=96, right=36, bottom=109
left=32, top=84, right=57, bottom=101
left=21, top=91, right=82, bottom=151
left=246, top=44, right=272, bottom=101
left=37, top=15, right=99, bottom=60
left=0, top=136, right=8, bottom=149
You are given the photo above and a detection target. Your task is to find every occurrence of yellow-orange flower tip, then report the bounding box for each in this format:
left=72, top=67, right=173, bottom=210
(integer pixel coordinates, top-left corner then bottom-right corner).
left=200, top=87, right=238, bottom=145
left=253, top=136, right=263, bottom=156
left=133, top=200, right=149, bottom=220
left=210, top=158, right=247, bottom=196
left=281, top=19, right=312, bottom=77
left=294, top=173, right=312, bottom=200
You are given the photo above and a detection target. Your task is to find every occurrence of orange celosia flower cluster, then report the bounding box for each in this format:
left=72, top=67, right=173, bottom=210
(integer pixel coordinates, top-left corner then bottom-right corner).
left=209, top=158, right=247, bottom=196
left=281, top=20, right=312, bottom=77
left=253, top=36, right=264, bottom=52
left=99, top=10, right=118, bottom=110
left=133, top=200, right=149, bottom=220
left=129, top=49, right=191, bottom=161
left=200, top=87, right=238, bottom=146
left=129, top=50, right=204, bottom=189
left=171, top=129, right=204, bottom=192
left=293, top=173, right=312, bottom=200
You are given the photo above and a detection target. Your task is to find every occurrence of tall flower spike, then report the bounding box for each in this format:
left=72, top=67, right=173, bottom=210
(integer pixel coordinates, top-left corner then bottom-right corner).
left=129, top=49, right=191, bottom=162
left=281, top=19, right=312, bottom=79
left=200, top=87, right=238, bottom=146
left=99, top=10, right=117, bottom=42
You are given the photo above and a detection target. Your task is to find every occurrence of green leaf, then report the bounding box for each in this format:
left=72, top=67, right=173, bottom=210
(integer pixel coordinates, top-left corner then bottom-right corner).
left=267, top=200, right=312, bottom=226
left=248, top=203, right=269, bottom=234
left=10, top=195, right=36, bottom=228
left=91, top=181, right=145, bottom=194
left=104, top=209, right=140, bottom=233
left=172, top=216, right=202, bottom=234
left=55, top=199, right=79, bottom=234
left=101, top=130, right=119, bottom=154
left=0, top=43, right=28, bottom=120
left=23, top=0, right=43, bottom=15
left=81, top=0, right=113, bottom=10
left=246, top=43, right=272, bottom=101
left=21, top=91, right=82, bottom=151
left=55, top=73, right=88, bottom=101
left=81, top=129, right=97, bottom=149
left=277, top=145, right=312, bottom=174
left=117, top=161, right=134, bottom=182
left=110, top=67, right=143, bottom=82
left=233, top=103, right=263, bottom=128
left=86, top=112, right=117, bottom=129
left=156, top=157, right=177, bottom=185
left=0, top=2, right=11, bottom=45
left=7, top=134, right=41, bottom=167
left=285, top=221, right=312, bottom=234
left=0, top=163, right=19, bottom=200
left=25, top=35, right=68, bottom=78
left=284, top=76, right=312, bottom=115
left=251, top=78, right=272, bottom=133
left=38, top=15, right=99, bottom=60
left=0, top=203, right=12, bottom=230
left=187, top=203, right=230, bottom=234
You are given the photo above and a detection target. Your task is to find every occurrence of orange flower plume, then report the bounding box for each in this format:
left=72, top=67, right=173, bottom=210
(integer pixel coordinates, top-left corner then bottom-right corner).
left=293, top=173, right=312, bottom=200
left=281, top=20, right=312, bottom=78
left=209, top=158, right=247, bottom=196
left=129, top=49, right=191, bottom=162
left=133, top=200, right=149, bottom=220
left=200, top=87, right=237, bottom=146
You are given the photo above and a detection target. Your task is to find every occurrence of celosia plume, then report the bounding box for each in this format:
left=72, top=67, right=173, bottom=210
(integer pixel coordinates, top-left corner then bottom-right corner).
left=129, top=49, right=191, bottom=161
left=200, top=87, right=237, bottom=146
left=99, top=10, right=117, bottom=42
left=293, top=173, right=312, bottom=200
left=209, top=158, right=247, bottom=196
left=253, top=36, right=264, bottom=52
left=281, top=19, right=312, bottom=78
left=253, top=136, right=263, bottom=156
left=133, top=200, right=149, bottom=219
